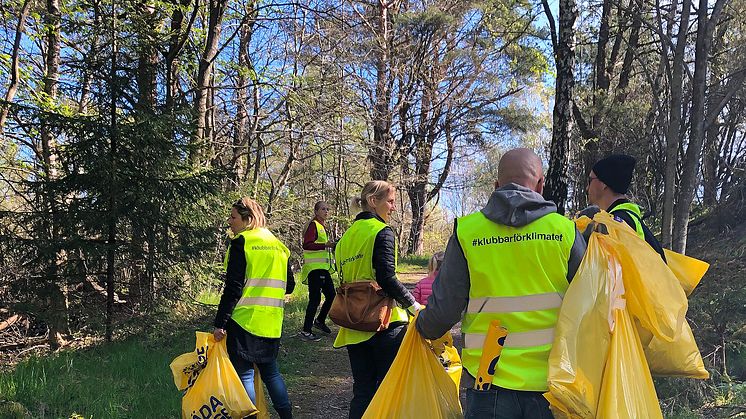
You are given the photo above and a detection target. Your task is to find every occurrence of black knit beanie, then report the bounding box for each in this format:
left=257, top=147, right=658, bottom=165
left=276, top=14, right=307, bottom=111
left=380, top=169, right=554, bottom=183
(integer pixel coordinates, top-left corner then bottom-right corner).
left=592, top=154, right=636, bottom=194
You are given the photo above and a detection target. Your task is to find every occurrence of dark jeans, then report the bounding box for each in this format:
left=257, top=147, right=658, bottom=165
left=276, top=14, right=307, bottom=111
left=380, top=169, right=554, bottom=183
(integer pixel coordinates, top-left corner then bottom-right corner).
left=303, top=269, right=335, bottom=332
left=346, top=322, right=407, bottom=419
left=464, top=386, right=553, bottom=419
left=230, top=353, right=292, bottom=419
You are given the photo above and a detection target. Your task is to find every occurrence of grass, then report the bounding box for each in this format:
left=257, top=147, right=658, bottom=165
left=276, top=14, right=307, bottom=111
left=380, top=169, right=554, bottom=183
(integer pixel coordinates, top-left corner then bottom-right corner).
left=0, top=282, right=324, bottom=419
left=397, top=255, right=429, bottom=273
left=0, top=328, right=192, bottom=418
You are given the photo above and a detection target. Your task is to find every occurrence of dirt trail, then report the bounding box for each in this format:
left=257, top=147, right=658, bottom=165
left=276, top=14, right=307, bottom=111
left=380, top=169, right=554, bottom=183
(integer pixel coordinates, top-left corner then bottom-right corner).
left=284, top=278, right=465, bottom=419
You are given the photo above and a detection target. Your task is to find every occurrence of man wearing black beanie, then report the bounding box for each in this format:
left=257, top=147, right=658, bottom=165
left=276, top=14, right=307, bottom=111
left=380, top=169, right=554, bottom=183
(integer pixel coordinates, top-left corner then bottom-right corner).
left=586, top=154, right=666, bottom=262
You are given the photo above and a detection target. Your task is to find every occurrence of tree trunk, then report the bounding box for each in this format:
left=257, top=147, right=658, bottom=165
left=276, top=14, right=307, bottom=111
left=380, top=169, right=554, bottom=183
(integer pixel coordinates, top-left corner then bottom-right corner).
left=165, top=0, right=194, bottom=109
left=661, top=0, right=691, bottom=248
left=544, top=0, right=578, bottom=214
left=40, top=0, right=69, bottom=349
left=191, top=0, right=227, bottom=166
left=232, top=11, right=256, bottom=187
left=407, top=182, right=426, bottom=256
left=672, top=0, right=728, bottom=253
left=0, top=0, right=32, bottom=132
left=106, top=4, right=120, bottom=342
left=136, top=1, right=158, bottom=112
left=370, top=1, right=393, bottom=181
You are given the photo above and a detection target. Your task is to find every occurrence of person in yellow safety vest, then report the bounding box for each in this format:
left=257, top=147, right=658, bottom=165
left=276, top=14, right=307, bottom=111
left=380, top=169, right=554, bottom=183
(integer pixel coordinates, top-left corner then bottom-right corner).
left=586, top=154, right=667, bottom=262
left=300, top=201, right=337, bottom=341
left=333, top=180, right=422, bottom=419
left=213, top=197, right=295, bottom=419
left=416, top=148, right=587, bottom=419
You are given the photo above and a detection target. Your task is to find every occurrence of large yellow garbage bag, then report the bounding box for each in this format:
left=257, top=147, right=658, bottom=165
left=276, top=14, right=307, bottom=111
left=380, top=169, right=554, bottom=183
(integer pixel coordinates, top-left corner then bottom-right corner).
left=547, top=212, right=709, bottom=418
left=664, top=248, right=709, bottom=296
left=595, top=213, right=710, bottom=379
left=641, top=249, right=710, bottom=378
left=596, top=213, right=688, bottom=342
left=362, top=317, right=462, bottom=419
left=170, top=331, right=270, bottom=419
left=545, top=233, right=626, bottom=418
left=597, top=309, right=662, bottom=419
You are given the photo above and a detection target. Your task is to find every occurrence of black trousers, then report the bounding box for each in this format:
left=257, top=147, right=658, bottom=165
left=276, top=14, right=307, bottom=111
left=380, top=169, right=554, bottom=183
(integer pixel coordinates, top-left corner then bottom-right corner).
left=302, top=269, right=335, bottom=332
left=346, top=322, right=407, bottom=419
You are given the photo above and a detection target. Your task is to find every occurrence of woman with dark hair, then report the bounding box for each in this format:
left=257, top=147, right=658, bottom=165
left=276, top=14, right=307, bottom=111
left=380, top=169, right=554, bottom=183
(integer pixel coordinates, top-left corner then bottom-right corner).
left=213, top=197, right=294, bottom=419
left=300, top=201, right=336, bottom=341
left=333, top=181, right=421, bottom=419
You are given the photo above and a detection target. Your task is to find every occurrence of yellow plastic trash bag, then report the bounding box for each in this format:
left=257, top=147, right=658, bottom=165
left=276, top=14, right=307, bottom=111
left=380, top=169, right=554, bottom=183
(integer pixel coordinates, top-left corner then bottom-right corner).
left=362, top=317, right=462, bottom=419
left=170, top=331, right=265, bottom=419
left=597, top=309, right=662, bottom=419
left=545, top=233, right=620, bottom=418
left=548, top=213, right=710, bottom=418
left=644, top=249, right=710, bottom=378
left=664, top=248, right=709, bottom=296
left=596, top=212, right=688, bottom=342
left=594, top=213, right=709, bottom=378
left=428, top=329, right=463, bottom=388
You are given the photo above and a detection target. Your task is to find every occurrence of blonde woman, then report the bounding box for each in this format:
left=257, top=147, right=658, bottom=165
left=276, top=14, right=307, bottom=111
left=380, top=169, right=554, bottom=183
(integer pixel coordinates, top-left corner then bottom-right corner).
left=213, top=197, right=294, bottom=419
left=333, top=181, right=421, bottom=419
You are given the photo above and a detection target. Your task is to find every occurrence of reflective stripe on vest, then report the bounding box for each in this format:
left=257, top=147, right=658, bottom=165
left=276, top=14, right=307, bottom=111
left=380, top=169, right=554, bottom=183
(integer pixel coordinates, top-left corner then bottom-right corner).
left=225, top=228, right=290, bottom=338
left=464, top=327, right=556, bottom=348
left=332, top=216, right=409, bottom=348
left=609, top=202, right=645, bottom=239
left=302, top=220, right=332, bottom=279
left=457, top=210, right=575, bottom=391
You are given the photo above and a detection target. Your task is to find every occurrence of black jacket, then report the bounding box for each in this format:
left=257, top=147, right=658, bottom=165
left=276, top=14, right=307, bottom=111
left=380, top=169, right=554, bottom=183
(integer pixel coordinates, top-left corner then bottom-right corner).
left=214, top=233, right=295, bottom=363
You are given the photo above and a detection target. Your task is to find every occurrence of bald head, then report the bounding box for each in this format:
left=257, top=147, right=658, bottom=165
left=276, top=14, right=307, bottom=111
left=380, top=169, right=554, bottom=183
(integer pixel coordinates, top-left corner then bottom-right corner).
left=497, top=148, right=544, bottom=192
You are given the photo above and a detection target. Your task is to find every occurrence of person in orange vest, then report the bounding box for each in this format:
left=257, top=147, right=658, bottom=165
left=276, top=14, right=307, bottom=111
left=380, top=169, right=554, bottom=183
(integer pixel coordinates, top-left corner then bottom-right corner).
left=213, top=197, right=294, bottom=419
left=416, top=148, right=587, bottom=419
left=585, top=154, right=666, bottom=261
left=300, top=201, right=336, bottom=341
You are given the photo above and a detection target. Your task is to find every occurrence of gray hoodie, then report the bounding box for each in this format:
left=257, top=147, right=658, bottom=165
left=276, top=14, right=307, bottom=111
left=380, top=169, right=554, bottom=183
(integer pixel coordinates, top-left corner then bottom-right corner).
left=416, top=183, right=587, bottom=340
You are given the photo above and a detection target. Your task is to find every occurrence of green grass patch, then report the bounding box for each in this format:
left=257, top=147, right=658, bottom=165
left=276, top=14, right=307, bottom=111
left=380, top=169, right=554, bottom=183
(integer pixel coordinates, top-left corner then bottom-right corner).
left=397, top=255, right=429, bottom=274
left=0, top=285, right=318, bottom=419
left=0, top=329, right=195, bottom=418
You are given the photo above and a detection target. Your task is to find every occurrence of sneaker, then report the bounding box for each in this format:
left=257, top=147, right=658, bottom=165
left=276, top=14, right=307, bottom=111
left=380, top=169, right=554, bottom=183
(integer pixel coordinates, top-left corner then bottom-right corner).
left=299, top=331, right=321, bottom=342
left=313, top=320, right=332, bottom=334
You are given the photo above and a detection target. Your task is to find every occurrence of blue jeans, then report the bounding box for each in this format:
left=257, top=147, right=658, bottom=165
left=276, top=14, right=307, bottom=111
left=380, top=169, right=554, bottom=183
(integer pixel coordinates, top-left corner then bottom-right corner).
left=464, top=386, right=553, bottom=419
left=230, top=355, right=292, bottom=418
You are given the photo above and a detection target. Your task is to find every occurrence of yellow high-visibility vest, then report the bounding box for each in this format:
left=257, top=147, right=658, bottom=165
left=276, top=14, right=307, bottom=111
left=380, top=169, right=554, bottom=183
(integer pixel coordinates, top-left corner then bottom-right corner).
left=301, top=220, right=333, bottom=281
left=225, top=228, right=290, bottom=338
left=609, top=202, right=645, bottom=239
left=457, top=211, right=575, bottom=391
left=333, top=217, right=409, bottom=348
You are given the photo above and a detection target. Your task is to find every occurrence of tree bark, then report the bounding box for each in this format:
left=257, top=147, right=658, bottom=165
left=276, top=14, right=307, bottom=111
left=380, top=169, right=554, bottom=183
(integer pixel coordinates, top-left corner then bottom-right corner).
left=543, top=0, right=578, bottom=214
left=40, top=0, right=69, bottom=349
left=672, top=0, right=729, bottom=253
left=231, top=3, right=257, bottom=187
left=191, top=0, right=227, bottom=166
left=136, top=1, right=159, bottom=112
left=370, top=0, right=394, bottom=180
left=106, top=1, right=120, bottom=342
left=0, top=0, right=32, bottom=132
left=661, top=0, right=691, bottom=248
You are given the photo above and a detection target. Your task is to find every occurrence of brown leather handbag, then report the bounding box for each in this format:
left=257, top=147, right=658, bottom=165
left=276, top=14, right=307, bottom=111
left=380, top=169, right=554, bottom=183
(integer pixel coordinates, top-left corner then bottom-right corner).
left=328, top=281, right=394, bottom=332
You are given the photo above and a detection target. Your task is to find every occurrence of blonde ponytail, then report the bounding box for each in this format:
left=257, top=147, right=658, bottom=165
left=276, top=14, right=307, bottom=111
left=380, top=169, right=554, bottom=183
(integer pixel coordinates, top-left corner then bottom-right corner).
left=354, top=181, right=395, bottom=212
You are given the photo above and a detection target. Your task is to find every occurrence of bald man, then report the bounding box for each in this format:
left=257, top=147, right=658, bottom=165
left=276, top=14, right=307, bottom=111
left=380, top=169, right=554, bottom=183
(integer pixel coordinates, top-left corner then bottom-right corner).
left=416, top=148, right=586, bottom=419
